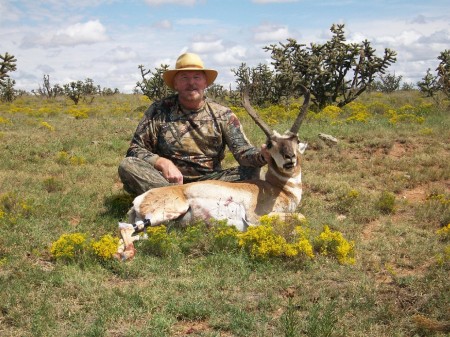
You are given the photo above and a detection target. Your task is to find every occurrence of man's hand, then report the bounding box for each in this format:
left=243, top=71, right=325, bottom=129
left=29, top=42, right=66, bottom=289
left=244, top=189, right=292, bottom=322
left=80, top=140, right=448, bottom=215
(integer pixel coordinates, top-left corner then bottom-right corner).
left=154, top=157, right=183, bottom=184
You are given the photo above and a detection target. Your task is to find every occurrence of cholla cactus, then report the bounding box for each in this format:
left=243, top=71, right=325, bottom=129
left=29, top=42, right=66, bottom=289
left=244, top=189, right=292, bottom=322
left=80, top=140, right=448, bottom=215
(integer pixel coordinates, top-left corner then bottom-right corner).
left=136, top=64, right=174, bottom=101
left=0, top=52, right=16, bottom=87
left=0, top=52, right=17, bottom=102
left=263, top=24, right=397, bottom=109
left=418, top=50, right=450, bottom=98
left=436, top=50, right=449, bottom=97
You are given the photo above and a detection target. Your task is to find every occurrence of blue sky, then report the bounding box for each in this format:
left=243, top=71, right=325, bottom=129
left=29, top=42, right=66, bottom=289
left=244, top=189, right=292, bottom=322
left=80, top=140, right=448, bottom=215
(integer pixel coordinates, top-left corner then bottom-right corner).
left=1, top=0, right=449, bottom=93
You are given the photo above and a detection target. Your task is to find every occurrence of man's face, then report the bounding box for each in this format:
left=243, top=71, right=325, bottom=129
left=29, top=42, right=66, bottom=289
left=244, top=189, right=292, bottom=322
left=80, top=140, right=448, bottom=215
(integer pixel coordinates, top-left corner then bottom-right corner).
left=173, top=70, right=207, bottom=104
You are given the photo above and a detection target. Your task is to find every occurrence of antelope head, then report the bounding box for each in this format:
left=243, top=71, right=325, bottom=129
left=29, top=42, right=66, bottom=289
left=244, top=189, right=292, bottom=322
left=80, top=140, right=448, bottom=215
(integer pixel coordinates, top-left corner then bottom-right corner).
left=242, top=86, right=310, bottom=175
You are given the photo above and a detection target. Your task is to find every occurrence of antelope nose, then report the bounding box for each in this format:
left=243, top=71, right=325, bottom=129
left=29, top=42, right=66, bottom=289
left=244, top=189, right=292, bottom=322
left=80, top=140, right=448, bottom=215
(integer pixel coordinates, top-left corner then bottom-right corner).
left=284, top=153, right=295, bottom=161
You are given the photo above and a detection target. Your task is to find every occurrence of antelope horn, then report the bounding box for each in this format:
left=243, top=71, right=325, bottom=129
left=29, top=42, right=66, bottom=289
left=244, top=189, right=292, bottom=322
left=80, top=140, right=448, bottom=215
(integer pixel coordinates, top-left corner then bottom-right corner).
left=242, top=90, right=273, bottom=138
left=289, top=85, right=310, bottom=135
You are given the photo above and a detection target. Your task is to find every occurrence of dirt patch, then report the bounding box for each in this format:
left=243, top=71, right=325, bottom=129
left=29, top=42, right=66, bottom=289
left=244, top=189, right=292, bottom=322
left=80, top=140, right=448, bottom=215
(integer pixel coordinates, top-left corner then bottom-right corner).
left=388, top=142, right=409, bottom=158
left=399, top=180, right=450, bottom=204
left=399, top=185, right=428, bottom=203
left=361, top=219, right=382, bottom=241
left=172, top=320, right=234, bottom=336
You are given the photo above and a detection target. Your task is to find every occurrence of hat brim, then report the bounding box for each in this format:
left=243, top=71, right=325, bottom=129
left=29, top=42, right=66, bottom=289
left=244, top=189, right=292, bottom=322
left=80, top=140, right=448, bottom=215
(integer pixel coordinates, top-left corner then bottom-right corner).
left=163, top=68, right=218, bottom=90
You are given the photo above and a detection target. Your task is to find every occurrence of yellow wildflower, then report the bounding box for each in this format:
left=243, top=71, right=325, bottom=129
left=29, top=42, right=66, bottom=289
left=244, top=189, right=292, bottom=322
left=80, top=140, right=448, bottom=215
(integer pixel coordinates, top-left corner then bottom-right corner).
left=436, top=224, right=450, bottom=241
left=91, top=234, right=120, bottom=260
left=314, top=225, right=355, bottom=264
left=40, top=121, right=55, bottom=131
left=50, top=232, right=87, bottom=261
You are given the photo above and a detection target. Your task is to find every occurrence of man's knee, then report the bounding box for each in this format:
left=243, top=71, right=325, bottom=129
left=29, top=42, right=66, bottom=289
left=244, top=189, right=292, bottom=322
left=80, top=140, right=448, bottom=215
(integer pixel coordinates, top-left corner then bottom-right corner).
left=118, top=157, right=167, bottom=195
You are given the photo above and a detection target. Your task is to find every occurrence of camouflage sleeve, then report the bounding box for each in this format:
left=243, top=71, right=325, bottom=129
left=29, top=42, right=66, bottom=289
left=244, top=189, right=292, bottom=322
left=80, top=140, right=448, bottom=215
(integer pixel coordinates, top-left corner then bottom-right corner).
left=220, top=109, right=267, bottom=168
left=125, top=104, right=160, bottom=166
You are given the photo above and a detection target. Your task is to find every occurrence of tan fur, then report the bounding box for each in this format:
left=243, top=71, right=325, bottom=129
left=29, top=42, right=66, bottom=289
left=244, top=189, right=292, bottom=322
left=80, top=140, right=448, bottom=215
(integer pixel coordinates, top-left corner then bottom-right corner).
left=130, top=147, right=304, bottom=228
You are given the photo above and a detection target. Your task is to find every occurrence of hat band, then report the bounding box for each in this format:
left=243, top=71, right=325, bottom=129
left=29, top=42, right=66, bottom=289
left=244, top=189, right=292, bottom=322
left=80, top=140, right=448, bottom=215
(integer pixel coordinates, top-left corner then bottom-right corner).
left=177, top=64, right=204, bottom=70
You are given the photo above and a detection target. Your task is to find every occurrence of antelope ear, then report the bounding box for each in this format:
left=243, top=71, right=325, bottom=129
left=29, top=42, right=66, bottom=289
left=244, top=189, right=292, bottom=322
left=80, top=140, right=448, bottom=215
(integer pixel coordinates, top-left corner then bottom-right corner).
left=299, top=142, right=308, bottom=154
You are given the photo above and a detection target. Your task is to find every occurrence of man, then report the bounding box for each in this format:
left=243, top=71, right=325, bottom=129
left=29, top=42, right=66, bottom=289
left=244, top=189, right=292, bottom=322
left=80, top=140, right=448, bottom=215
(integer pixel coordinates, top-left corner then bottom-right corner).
left=118, top=52, right=268, bottom=196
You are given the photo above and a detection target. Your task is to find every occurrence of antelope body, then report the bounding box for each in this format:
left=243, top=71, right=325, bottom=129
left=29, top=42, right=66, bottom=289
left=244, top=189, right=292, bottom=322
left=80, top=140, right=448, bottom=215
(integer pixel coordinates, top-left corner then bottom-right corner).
left=116, top=87, right=310, bottom=260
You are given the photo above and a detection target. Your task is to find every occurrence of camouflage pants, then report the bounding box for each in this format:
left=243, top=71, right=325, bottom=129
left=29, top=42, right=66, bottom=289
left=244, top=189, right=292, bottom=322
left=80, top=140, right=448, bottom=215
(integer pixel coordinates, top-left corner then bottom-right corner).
left=118, top=157, right=261, bottom=196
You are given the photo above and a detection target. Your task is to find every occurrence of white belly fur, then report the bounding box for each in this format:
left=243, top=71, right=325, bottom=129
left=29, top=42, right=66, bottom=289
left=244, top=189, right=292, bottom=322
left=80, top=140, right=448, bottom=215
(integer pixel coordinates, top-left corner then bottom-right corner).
left=184, top=183, right=254, bottom=231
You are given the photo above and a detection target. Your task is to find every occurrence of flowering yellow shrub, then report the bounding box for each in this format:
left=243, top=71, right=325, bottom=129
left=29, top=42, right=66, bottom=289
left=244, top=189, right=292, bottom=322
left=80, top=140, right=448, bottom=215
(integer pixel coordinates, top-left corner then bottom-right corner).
left=427, top=194, right=450, bottom=205
left=37, top=106, right=56, bottom=116
left=311, top=105, right=343, bottom=123
left=368, top=101, right=390, bottom=115
left=55, top=151, right=86, bottom=165
left=416, top=102, right=433, bottom=114
left=238, top=224, right=289, bottom=259
left=436, top=245, right=450, bottom=267
left=140, top=95, right=151, bottom=104
left=48, top=218, right=354, bottom=265
left=67, top=106, right=89, bottom=119
left=50, top=233, right=88, bottom=261
left=40, top=121, right=55, bottom=131
left=314, top=225, right=355, bottom=265
left=51, top=232, right=121, bottom=262
left=211, top=221, right=240, bottom=251
left=420, top=127, right=434, bottom=135
left=260, top=105, right=298, bottom=126
left=231, top=104, right=311, bottom=126
left=344, top=102, right=370, bottom=123
left=0, top=192, right=32, bottom=225
left=0, top=117, right=12, bottom=125
left=5, top=103, right=34, bottom=115
left=70, top=156, right=86, bottom=165
left=385, top=106, right=425, bottom=125
left=141, top=225, right=175, bottom=256
left=291, top=237, right=315, bottom=259
left=238, top=216, right=314, bottom=261
left=322, top=105, right=343, bottom=119
left=91, top=234, right=120, bottom=260
left=436, top=224, right=450, bottom=241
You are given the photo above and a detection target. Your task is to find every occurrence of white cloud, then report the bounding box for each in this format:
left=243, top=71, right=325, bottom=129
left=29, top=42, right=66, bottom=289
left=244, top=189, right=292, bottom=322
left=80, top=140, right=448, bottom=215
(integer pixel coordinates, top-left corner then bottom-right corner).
left=191, top=40, right=225, bottom=54
left=36, top=64, right=55, bottom=74
left=419, top=29, right=450, bottom=44
left=375, top=30, right=423, bottom=46
left=213, top=46, right=247, bottom=66
left=102, top=46, right=138, bottom=62
left=20, top=20, right=108, bottom=48
left=0, top=1, right=21, bottom=22
left=253, top=23, right=290, bottom=42
left=4, top=1, right=449, bottom=93
left=51, top=20, right=108, bottom=46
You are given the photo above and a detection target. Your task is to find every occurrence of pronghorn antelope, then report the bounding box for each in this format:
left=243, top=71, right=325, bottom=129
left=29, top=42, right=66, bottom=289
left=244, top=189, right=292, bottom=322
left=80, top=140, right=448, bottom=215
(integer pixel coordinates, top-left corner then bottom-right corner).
left=116, top=86, right=310, bottom=261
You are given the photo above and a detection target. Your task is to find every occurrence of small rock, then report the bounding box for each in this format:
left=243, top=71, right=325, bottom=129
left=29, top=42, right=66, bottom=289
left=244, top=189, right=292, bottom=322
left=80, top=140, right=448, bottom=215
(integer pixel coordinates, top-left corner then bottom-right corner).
left=318, top=133, right=338, bottom=146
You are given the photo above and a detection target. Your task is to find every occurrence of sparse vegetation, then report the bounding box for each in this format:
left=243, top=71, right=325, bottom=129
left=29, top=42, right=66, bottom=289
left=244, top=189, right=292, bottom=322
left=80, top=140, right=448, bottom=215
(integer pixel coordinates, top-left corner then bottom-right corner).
left=418, top=49, right=450, bottom=99
left=262, top=24, right=397, bottom=109
left=0, top=52, right=17, bottom=102
left=0, top=91, right=449, bottom=336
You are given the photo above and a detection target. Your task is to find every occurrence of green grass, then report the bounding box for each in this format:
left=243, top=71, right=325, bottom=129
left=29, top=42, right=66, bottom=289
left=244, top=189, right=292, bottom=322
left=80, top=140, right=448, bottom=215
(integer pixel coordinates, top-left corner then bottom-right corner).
left=0, top=92, right=449, bottom=336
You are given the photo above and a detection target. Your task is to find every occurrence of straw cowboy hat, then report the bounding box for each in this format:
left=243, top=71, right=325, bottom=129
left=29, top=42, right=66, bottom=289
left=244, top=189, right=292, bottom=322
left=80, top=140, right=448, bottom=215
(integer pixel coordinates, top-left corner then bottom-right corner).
left=163, top=53, right=218, bottom=90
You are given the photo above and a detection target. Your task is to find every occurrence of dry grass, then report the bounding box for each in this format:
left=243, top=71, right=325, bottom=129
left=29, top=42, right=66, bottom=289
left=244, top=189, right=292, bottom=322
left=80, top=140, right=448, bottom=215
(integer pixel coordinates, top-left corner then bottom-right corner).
left=0, top=92, right=449, bottom=336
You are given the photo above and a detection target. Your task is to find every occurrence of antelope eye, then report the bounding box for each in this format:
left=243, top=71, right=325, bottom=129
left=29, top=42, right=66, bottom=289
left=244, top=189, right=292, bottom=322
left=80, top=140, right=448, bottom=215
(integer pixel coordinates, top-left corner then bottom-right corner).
left=266, top=141, right=273, bottom=149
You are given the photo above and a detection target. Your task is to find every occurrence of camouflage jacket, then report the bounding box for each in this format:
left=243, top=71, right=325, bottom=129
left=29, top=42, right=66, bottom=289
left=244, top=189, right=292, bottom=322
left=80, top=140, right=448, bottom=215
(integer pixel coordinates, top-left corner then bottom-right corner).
left=125, top=94, right=266, bottom=180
